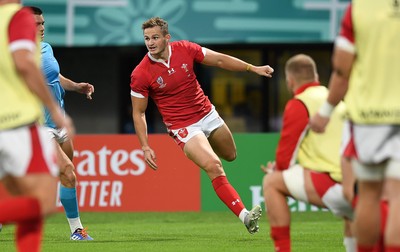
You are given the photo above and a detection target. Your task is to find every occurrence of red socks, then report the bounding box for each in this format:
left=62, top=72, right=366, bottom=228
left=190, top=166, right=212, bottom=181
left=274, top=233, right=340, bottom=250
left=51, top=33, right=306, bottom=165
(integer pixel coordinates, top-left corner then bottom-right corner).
left=385, top=247, right=400, bottom=252
left=357, top=245, right=375, bottom=252
left=0, top=197, right=43, bottom=252
left=0, top=197, right=41, bottom=223
left=271, top=226, right=290, bottom=252
left=211, top=176, right=245, bottom=216
left=16, top=217, right=43, bottom=252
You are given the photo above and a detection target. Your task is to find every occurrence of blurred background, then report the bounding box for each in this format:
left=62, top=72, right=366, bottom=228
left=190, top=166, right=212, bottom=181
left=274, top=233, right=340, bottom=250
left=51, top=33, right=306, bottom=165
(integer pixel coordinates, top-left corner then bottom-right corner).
left=24, top=0, right=350, bottom=134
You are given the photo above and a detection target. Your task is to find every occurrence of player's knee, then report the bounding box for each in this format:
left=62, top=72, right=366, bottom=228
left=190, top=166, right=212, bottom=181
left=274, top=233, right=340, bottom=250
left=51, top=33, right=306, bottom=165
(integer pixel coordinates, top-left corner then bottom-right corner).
left=59, top=161, right=76, bottom=179
left=59, top=166, right=77, bottom=188
left=223, top=151, right=237, bottom=162
left=263, top=173, right=279, bottom=196
left=226, top=151, right=237, bottom=162
left=203, top=159, right=224, bottom=177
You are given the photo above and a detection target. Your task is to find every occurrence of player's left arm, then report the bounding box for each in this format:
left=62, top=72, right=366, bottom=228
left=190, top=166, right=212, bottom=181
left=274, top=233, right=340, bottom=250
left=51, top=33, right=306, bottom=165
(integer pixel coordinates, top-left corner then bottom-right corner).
left=201, top=48, right=274, bottom=78
left=59, top=74, right=94, bottom=100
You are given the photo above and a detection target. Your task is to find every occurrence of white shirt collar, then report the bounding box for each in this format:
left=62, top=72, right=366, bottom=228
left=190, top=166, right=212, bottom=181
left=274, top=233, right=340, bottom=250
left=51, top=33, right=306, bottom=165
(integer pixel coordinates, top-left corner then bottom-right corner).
left=147, top=44, right=172, bottom=68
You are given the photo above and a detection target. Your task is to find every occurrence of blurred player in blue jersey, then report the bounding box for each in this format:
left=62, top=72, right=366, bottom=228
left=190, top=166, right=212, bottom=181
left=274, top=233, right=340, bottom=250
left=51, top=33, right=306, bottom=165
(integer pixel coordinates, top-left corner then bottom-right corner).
left=29, top=6, right=94, bottom=241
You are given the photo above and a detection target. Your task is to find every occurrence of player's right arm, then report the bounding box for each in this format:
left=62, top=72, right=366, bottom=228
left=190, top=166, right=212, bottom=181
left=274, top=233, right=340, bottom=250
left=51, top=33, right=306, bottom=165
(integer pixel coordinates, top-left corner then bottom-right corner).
left=131, top=95, right=157, bottom=170
left=275, top=99, right=309, bottom=170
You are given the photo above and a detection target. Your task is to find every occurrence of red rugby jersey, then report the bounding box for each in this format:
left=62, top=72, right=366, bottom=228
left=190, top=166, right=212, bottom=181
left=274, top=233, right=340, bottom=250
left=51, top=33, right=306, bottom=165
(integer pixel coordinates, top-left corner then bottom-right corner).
left=8, top=7, right=36, bottom=50
left=130, top=40, right=212, bottom=130
left=339, top=4, right=354, bottom=44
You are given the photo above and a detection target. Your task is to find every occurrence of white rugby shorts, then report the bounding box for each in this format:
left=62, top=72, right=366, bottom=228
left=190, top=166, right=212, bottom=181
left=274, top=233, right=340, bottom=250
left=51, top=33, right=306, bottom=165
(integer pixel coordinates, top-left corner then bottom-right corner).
left=344, top=124, right=400, bottom=180
left=169, top=106, right=224, bottom=148
left=322, top=183, right=353, bottom=219
left=47, top=127, right=69, bottom=144
left=0, top=124, right=59, bottom=179
left=283, top=165, right=308, bottom=202
left=283, top=165, right=353, bottom=219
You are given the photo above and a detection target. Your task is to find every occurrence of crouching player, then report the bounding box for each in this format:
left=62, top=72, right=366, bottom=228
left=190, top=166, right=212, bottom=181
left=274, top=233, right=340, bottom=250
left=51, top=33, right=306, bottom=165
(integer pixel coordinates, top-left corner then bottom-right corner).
left=262, top=54, right=354, bottom=252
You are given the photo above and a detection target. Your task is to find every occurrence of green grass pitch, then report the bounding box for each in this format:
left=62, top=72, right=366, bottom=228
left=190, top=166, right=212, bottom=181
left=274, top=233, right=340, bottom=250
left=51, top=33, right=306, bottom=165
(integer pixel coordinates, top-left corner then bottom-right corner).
left=0, top=211, right=345, bottom=251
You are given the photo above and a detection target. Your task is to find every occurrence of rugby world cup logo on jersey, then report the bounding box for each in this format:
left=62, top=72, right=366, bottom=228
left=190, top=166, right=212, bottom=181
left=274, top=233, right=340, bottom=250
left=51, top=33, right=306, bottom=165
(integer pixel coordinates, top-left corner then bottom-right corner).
left=156, top=76, right=166, bottom=88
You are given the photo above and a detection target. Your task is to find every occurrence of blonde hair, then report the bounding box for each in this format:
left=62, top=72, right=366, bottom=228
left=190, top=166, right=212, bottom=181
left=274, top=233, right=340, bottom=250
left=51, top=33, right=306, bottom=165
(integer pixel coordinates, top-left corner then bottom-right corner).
left=285, top=54, right=317, bottom=84
left=142, top=17, right=169, bottom=36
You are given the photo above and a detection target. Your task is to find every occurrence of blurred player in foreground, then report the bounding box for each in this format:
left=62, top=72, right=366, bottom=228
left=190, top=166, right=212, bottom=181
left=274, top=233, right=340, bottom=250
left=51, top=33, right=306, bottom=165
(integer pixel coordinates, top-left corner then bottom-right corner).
left=130, top=17, right=274, bottom=234
left=29, top=5, right=94, bottom=241
left=262, top=54, right=354, bottom=252
left=0, top=1, right=74, bottom=251
left=309, top=2, right=400, bottom=251
left=341, top=122, right=388, bottom=252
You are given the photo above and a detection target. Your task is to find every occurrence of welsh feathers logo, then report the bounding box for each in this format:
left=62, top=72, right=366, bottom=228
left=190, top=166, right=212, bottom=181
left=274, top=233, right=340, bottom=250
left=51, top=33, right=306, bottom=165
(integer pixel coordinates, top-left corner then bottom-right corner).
left=156, top=76, right=166, bottom=88
left=181, top=63, right=188, bottom=72
left=178, top=128, right=188, bottom=138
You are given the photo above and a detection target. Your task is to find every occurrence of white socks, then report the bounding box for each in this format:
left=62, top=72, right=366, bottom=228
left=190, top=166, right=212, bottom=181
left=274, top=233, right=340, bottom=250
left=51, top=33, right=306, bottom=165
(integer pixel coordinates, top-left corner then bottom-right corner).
left=238, top=209, right=249, bottom=224
left=67, top=217, right=83, bottom=233
left=343, top=237, right=356, bottom=252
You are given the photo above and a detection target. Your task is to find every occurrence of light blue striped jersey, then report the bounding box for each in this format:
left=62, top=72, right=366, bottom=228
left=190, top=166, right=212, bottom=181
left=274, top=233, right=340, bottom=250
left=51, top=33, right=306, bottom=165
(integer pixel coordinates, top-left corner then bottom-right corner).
left=41, top=42, right=65, bottom=129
